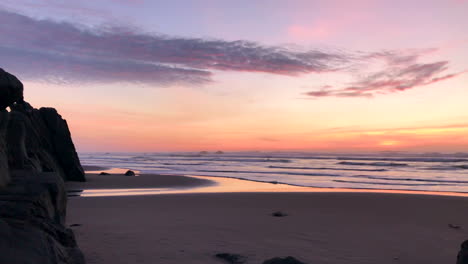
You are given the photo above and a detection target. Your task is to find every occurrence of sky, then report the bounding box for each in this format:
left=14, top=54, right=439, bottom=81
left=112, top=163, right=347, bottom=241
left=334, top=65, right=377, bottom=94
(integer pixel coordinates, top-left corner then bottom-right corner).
left=0, top=0, right=467, bottom=152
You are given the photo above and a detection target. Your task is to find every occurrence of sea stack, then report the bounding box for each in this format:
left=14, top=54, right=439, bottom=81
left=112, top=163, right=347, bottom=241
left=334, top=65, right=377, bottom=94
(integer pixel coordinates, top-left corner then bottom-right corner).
left=0, top=69, right=86, bottom=263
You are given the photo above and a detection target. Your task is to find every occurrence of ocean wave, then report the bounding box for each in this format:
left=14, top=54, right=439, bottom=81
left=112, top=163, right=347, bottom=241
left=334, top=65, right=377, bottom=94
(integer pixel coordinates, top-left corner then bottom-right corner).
left=350, top=174, right=468, bottom=184
left=333, top=179, right=454, bottom=186
left=177, top=158, right=292, bottom=163
left=338, top=161, right=408, bottom=167
left=336, top=157, right=468, bottom=163
left=425, top=165, right=468, bottom=171
left=196, top=169, right=339, bottom=177
left=161, top=162, right=206, bottom=166
left=268, top=165, right=387, bottom=172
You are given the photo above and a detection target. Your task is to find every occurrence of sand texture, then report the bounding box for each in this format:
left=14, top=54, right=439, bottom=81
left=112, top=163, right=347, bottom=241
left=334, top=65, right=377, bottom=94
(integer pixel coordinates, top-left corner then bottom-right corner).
left=67, top=174, right=468, bottom=264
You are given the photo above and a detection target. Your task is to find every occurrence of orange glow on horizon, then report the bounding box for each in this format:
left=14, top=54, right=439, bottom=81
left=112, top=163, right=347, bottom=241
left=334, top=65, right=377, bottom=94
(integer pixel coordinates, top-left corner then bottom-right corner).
left=378, top=140, right=400, bottom=146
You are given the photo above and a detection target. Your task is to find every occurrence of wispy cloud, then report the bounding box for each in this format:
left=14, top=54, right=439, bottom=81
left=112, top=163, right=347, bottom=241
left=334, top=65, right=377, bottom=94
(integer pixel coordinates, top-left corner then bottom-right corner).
left=0, top=46, right=211, bottom=85
left=305, top=50, right=464, bottom=98
left=0, top=8, right=462, bottom=93
left=0, top=9, right=347, bottom=85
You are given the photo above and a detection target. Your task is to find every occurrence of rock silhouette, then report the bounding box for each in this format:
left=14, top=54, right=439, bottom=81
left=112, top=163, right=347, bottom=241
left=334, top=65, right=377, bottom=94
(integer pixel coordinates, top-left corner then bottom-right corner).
left=457, top=240, right=468, bottom=264
left=0, top=69, right=85, bottom=263
left=0, top=68, right=24, bottom=109
left=6, top=101, right=85, bottom=181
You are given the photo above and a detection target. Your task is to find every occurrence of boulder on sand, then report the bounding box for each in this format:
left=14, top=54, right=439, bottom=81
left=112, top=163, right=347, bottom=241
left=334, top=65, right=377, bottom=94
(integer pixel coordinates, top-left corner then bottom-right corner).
left=125, top=170, right=136, bottom=176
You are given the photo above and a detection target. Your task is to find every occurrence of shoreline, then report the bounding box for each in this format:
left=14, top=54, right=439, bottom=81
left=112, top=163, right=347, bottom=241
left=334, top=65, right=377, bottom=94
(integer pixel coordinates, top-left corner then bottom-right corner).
left=67, top=172, right=468, bottom=264
left=71, top=168, right=468, bottom=198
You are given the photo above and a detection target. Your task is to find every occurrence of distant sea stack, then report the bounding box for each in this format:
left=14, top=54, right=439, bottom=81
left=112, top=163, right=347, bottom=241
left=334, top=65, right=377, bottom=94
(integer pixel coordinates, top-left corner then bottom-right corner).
left=0, top=69, right=85, bottom=263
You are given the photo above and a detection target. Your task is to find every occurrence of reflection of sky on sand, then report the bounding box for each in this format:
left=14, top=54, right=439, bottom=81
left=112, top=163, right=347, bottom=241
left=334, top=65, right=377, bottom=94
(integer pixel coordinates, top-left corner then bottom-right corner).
left=68, top=175, right=468, bottom=198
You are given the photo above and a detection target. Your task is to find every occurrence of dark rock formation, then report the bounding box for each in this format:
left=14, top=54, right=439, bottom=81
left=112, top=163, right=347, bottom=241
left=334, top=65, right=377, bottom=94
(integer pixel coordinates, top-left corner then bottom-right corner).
left=0, top=68, right=23, bottom=110
left=124, top=170, right=136, bottom=176
left=7, top=101, right=85, bottom=182
left=99, top=172, right=110, bottom=175
left=262, top=256, right=307, bottom=264
left=39, top=107, right=85, bottom=182
left=457, top=240, right=468, bottom=264
left=0, top=171, right=85, bottom=264
left=0, top=69, right=85, bottom=263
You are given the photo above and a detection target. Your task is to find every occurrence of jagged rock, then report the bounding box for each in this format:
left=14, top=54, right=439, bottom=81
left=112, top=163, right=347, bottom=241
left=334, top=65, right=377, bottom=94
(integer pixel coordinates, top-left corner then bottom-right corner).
left=0, top=68, right=23, bottom=110
left=262, top=256, right=307, bottom=264
left=124, top=170, right=136, bottom=176
left=457, top=240, right=468, bottom=264
left=215, top=150, right=224, bottom=154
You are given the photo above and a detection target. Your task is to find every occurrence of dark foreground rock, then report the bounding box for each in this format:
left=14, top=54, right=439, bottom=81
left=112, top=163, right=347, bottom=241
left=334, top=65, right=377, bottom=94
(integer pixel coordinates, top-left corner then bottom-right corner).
left=8, top=102, right=85, bottom=182
left=0, top=171, right=85, bottom=264
left=0, top=69, right=85, bottom=263
left=457, top=240, right=468, bottom=264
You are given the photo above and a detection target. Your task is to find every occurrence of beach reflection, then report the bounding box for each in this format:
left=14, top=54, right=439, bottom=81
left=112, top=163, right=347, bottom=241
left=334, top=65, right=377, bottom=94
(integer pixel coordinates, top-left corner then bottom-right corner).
left=68, top=175, right=468, bottom=198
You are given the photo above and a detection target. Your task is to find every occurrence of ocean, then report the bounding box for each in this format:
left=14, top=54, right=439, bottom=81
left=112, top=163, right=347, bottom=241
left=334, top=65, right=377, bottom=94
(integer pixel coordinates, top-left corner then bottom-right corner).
left=79, top=151, right=468, bottom=193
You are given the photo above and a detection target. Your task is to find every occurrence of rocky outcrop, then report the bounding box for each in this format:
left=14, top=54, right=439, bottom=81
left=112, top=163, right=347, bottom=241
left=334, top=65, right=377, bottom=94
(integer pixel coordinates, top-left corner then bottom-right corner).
left=8, top=102, right=85, bottom=182
left=0, top=69, right=85, bottom=263
left=0, top=68, right=23, bottom=109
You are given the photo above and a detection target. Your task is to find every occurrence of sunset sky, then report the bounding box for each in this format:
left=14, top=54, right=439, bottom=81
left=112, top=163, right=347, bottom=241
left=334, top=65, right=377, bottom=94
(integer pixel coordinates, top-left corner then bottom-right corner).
left=1, top=0, right=467, bottom=152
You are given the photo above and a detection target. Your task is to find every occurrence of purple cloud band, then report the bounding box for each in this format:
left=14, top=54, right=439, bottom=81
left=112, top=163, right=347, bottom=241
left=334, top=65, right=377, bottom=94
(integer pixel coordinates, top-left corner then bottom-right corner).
left=0, top=8, right=462, bottom=95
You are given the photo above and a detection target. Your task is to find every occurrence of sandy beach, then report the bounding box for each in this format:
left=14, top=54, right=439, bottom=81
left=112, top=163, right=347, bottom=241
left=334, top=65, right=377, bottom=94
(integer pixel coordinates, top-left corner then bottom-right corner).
left=66, top=173, right=468, bottom=264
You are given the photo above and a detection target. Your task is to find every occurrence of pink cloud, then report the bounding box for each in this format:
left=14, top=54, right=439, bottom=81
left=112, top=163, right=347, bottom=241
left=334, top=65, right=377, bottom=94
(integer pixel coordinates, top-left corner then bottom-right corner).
left=306, top=60, right=466, bottom=98
left=0, top=8, right=461, bottom=97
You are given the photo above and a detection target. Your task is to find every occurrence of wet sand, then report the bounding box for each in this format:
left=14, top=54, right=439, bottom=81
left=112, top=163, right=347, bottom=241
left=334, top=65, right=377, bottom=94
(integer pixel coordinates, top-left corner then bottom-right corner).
left=67, top=173, right=468, bottom=264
